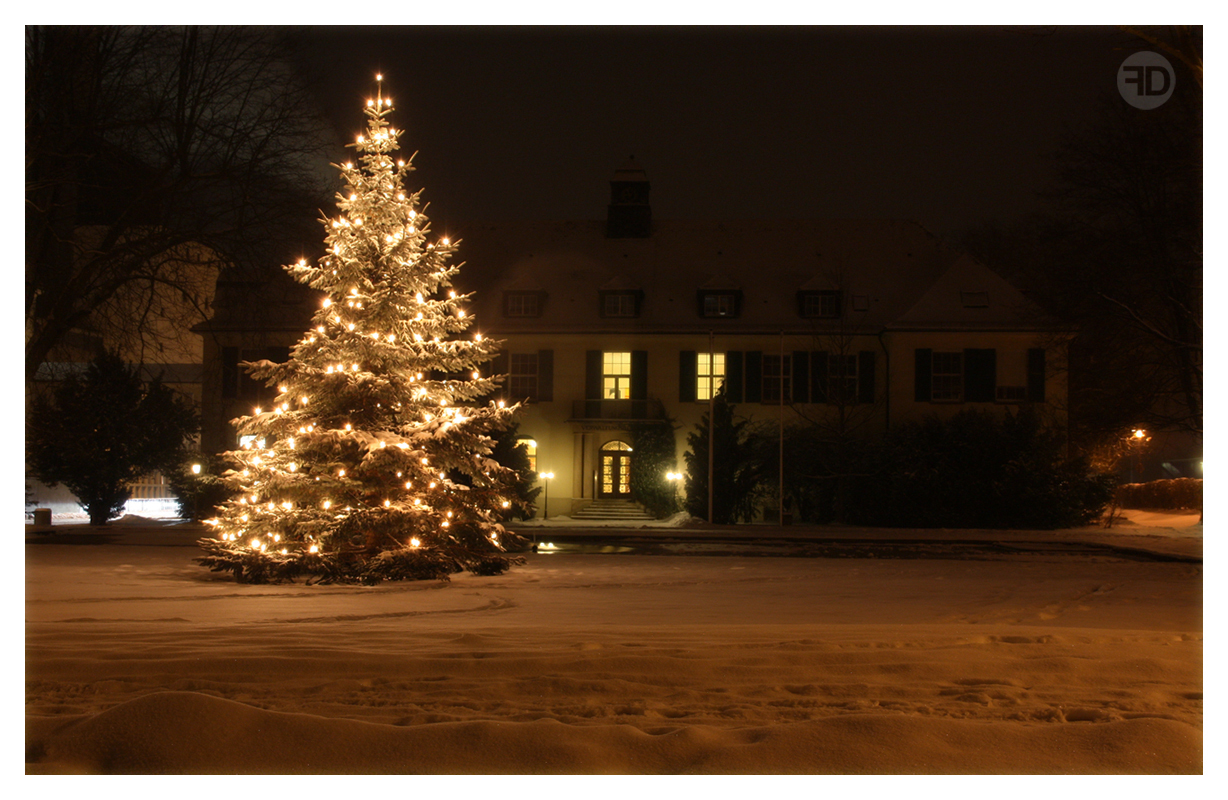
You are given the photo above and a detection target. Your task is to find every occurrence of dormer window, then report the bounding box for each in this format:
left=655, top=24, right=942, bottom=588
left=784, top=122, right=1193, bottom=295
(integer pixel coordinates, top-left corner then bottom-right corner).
left=798, top=290, right=842, bottom=319
left=503, top=291, right=544, bottom=318
left=600, top=290, right=641, bottom=319
left=699, top=290, right=741, bottom=318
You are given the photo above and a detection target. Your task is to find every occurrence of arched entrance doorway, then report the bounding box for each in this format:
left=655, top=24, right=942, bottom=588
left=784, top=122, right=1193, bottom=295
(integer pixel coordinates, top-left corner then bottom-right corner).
left=599, top=440, right=633, bottom=499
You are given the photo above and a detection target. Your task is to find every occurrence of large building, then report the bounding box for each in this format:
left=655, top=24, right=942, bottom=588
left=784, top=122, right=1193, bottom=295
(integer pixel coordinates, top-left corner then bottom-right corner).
left=195, top=161, right=1064, bottom=518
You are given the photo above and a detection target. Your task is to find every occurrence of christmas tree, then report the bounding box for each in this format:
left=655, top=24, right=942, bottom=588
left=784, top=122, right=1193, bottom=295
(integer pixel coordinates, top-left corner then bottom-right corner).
left=197, top=76, right=527, bottom=584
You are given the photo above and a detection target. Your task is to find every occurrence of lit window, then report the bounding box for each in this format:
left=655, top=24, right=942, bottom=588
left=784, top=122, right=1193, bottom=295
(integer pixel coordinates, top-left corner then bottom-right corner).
left=697, top=352, right=725, bottom=401
left=516, top=437, right=538, bottom=473
left=603, top=352, right=632, bottom=400
left=931, top=352, right=963, bottom=401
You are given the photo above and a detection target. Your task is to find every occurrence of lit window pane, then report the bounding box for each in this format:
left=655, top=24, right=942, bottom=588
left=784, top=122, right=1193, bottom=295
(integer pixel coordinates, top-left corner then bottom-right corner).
left=696, top=352, right=726, bottom=400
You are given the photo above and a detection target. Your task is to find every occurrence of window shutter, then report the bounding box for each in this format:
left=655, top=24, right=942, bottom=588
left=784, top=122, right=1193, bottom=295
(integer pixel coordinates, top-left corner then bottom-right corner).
left=537, top=350, right=554, bottom=402
left=725, top=351, right=744, bottom=403
left=679, top=350, right=697, bottom=403
left=584, top=350, right=603, bottom=417
left=744, top=351, right=763, bottom=403
left=964, top=348, right=997, bottom=402
left=858, top=351, right=876, bottom=404
left=1027, top=348, right=1046, bottom=402
left=490, top=350, right=509, bottom=401
left=914, top=348, right=932, bottom=402
left=585, top=350, right=602, bottom=399
left=792, top=351, right=810, bottom=403
left=630, top=350, right=648, bottom=400
left=222, top=347, right=239, bottom=398
left=811, top=351, right=828, bottom=403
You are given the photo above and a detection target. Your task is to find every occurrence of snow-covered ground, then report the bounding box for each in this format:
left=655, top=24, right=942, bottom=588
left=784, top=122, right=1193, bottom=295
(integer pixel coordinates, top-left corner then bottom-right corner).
left=24, top=513, right=1203, bottom=775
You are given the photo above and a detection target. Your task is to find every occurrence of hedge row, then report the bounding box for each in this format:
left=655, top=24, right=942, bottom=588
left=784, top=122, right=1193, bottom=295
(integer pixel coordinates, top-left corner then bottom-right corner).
left=1116, top=478, right=1202, bottom=510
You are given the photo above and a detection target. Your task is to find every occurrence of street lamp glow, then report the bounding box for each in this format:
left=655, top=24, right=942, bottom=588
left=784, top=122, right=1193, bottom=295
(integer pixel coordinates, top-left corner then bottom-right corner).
left=539, top=471, right=555, bottom=521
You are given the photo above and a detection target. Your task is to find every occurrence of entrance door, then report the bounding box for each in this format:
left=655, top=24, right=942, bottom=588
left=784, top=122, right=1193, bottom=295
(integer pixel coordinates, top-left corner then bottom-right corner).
left=599, top=440, right=633, bottom=498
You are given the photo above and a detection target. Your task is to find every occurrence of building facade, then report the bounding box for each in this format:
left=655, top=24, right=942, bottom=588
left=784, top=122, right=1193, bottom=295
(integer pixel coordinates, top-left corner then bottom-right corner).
left=195, top=163, right=1066, bottom=518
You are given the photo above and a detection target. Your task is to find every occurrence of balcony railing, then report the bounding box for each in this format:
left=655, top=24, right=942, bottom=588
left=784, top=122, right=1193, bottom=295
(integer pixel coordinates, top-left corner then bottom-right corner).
left=571, top=399, right=668, bottom=421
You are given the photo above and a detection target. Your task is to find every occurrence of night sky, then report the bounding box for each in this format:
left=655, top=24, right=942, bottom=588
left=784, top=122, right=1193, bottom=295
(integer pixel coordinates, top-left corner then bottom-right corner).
left=286, top=25, right=1136, bottom=239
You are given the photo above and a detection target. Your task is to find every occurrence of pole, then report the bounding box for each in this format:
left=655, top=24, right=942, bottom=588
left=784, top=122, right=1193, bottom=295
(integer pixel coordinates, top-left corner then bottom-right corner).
left=779, top=331, right=784, bottom=526
left=708, top=332, right=714, bottom=524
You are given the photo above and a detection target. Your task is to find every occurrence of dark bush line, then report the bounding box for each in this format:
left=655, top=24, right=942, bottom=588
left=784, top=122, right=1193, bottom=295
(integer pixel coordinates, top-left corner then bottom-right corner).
left=766, top=408, right=1115, bottom=530
left=1116, top=478, right=1202, bottom=510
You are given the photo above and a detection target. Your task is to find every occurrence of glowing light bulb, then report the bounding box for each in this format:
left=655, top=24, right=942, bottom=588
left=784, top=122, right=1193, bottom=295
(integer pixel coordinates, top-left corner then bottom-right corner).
left=410, top=537, right=420, bottom=548
left=309, top=544, right=319, bottom=554
left=384, top=500, right=391, bottom=507
left=322, top=500, right=332, bottom=510
left=323, top=298, right=332, bottom=308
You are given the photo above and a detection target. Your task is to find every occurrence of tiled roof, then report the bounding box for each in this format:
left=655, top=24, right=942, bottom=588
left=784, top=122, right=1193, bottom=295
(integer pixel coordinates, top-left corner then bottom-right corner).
left=445, top=218, right=1052, bottom=334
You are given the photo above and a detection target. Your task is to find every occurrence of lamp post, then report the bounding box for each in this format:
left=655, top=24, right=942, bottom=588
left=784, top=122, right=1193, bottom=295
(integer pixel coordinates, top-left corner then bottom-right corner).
left=1128, top=429, right=1149, bottom=483
left=666, top=471, right=682, bottom=510
left=539, top=471, right=554, bottom=520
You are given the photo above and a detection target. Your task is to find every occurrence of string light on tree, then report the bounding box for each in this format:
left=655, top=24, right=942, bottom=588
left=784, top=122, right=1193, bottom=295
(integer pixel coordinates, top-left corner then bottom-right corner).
left=196, top=75, right=530, bottom=585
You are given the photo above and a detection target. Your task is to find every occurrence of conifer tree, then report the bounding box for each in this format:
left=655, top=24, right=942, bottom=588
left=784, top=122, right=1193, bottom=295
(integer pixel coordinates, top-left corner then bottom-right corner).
left=197, top=77, right=527, bottom=584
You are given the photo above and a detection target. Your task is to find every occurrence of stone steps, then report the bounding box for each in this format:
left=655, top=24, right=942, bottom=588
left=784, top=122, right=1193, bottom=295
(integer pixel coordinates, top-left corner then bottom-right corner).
left=570, top=500, right=656, bottom=521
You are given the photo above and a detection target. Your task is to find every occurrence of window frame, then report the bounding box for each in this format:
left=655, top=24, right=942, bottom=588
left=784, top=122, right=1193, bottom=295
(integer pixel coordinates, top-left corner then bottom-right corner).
left=507, top=352, right=540, bottom=399
left=798, top=290, right=842, bottom=319
left=696, top=352, right=726, bottom=401
left=827, top=353, right=859, bottom=405
left=930, top=351, right=964, bottom=402
left=698, top=290, right=742, bottom=319
left=602, top=351, right=633, bottom=400
left=599, top=290, right=641, bottom=319
left=503, top=291, right=544, bottom=318
left=761, top=353, right=792, bottom=405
